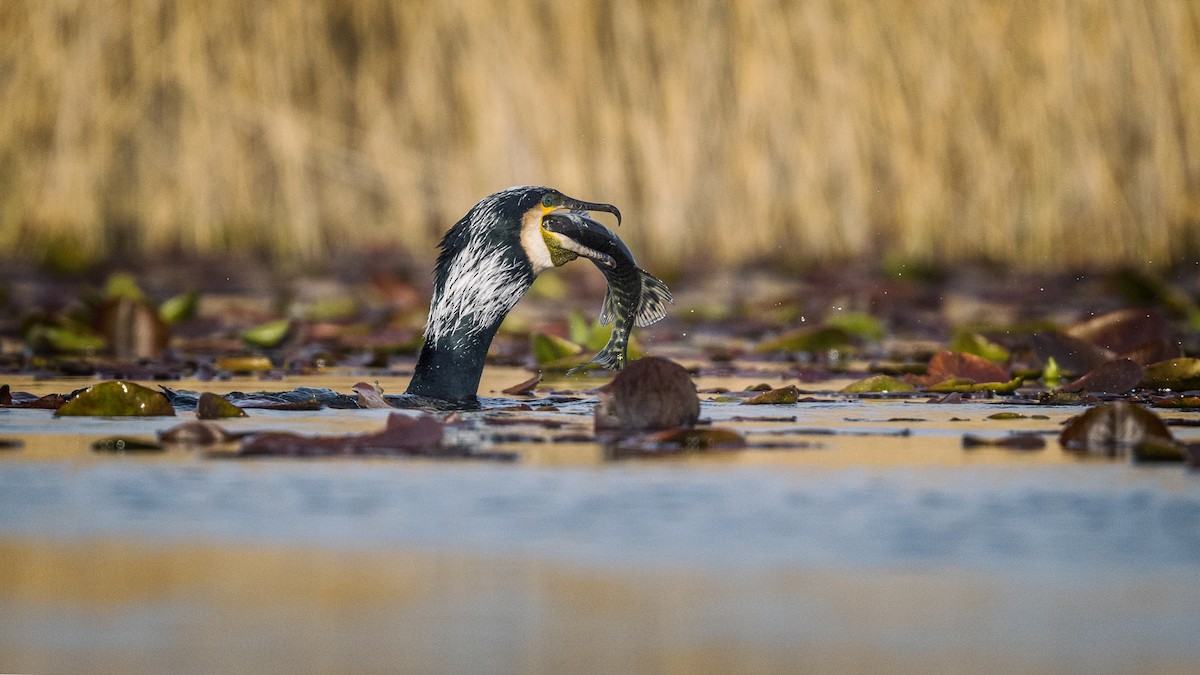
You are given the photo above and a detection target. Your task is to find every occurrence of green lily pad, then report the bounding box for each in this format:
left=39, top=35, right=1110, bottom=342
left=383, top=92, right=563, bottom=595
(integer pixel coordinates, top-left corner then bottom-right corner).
left=103, top=272, right=147, bottom=302
left=25, top=324, right=107, bottom=353
left=56, top=381, right=176, bottom=417
left=197, top=392, right=249, bottom=419
left=840, top=375, right=916, bottom=394
left=1042, top=357, right=1063, bottom=387
left=1140, top=358, right=1200, bottom=391
left=925, top=376, right=1024, bottom=394
left=241, top=319, right=292, bottom=349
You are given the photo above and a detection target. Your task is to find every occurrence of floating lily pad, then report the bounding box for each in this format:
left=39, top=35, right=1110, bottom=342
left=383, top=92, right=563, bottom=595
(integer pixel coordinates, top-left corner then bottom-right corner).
left=926, top=351, right=1011, bottom=384
left=56, top=381, right=176, bottom=417
left=925, top=377, right=1023, bottom=394
left=1058, top=358, right=1144, bottom=394
left=1140, top=358, right=1200, bottom=391
left=196, top=392, right=249, bottom=419
left=743, top=385, right=800, bottom=405
left=840, top=375, right=915, bottom=394
left=825, top=312, right=884, bottom=342
left=215, top=355, right=275, bottom=373
left=1059, top=401, right=1173, bottom=453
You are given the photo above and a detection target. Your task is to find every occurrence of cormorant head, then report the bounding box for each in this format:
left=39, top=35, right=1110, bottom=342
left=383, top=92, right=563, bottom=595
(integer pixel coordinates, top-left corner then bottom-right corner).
left=423, top=186, right=621, bottom=350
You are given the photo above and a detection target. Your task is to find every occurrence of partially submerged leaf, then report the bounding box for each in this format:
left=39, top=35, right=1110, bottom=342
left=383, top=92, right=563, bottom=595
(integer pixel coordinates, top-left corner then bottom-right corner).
left=1059, top=401, right=1173, bottom=453
left=351, top=381, right=392, bottom=409
left=743, top=385, right=800, bottom=404
left=595, top=357, right=700, bottom=432
left=1150, top=396, right=1200, bottom=410
left=1058, top=358, right=1144, bottom=394
left=840, top=375, right=916, bottom=394
left=1130, top=437, right=1185, bottom=463
left=501, top=372, right=543, bottom=396
left=1063, top=307, right=1168, bottom=355
left=159, top=290, right=199, bottom=325
left=197, top=392, right=249, bottom=419
left=237, top=413, right=444, bottom=457
left=56, top=381, right=176, bottom=417
left=1140, top=358, right=1200, bottom=391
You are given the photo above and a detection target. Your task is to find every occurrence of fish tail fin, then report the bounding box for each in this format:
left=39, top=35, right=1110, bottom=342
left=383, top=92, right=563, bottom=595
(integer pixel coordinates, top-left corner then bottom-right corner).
left=567, top=332, right=628, bottom=375
left=634, top=270, right=673, bottom=327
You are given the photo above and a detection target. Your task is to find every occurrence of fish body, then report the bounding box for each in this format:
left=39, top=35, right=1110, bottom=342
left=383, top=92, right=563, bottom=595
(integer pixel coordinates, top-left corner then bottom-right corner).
left=541, top=213, right=672, bottom=372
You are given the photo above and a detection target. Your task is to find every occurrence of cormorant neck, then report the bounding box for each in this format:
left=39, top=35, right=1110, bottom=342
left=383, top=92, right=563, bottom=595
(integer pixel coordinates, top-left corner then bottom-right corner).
left=404, top=230, right=535, bottom=407
left=404, top=320, right=505, bottom=407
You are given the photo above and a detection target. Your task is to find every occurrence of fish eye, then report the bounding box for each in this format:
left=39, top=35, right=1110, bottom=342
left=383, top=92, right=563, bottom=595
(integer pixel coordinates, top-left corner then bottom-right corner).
left=541, top=193, right=562, bottom=208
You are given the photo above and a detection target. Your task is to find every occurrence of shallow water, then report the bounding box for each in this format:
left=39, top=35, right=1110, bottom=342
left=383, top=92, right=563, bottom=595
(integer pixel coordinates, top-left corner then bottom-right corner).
left=3, top=367, right=1200, bottom=673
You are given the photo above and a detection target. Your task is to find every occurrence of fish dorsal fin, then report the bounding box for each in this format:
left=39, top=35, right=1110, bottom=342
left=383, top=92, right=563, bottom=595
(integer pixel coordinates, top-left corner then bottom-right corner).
left=599, top=286, right=617, bottom=326
left=634, top=270, right=673, bottom=327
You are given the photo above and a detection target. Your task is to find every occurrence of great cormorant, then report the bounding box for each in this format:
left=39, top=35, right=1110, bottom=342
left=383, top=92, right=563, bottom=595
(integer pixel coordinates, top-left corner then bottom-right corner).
left=399, top=186, right=621, bottom=409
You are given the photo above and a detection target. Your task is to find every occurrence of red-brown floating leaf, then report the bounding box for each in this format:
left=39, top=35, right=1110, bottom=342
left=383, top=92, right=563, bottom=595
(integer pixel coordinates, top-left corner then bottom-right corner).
left=743, top=385, right=800, bottom=405
left=595, top=357, right=700, bottom=433
left=197, top=392, right=249, bottom=419
left=55, top=381, right=175, bottom=417
left=925, top=351, right=1010, bottom=384
left=0, top=386, right=68, bottom=410
left=1150, top=396, right=1200, bottom=410
left=159, top=420, right=241, bottom=445
left=962, top=433, right=1047, bottom=450
left=1118, top=339, right=1182, bottom=366
left=238, top=412, right=443, bottom=457
left=1058, top=358, right=1144, bottom=394
left=351, top=381, right=392, bottom=409
left=501, top=372, right=543, bottom=396
left=1059, top=401, right=1174, bottom=453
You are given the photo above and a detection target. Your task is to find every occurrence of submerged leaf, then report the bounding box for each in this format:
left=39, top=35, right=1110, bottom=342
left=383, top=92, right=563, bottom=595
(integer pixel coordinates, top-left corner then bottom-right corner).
left=56, top=381, right=176, bottom=417
left=1059, top=401, right=1173, bottom=453
left=840, top=375, right=916, bottom=394
left=197, top=392, right=249, bottom=419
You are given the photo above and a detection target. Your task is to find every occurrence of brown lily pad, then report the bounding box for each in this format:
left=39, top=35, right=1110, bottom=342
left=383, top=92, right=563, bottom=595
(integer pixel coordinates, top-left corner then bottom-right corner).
left=1059, top=401, right=1174, bottom=454
left=1058, top=358, right=1144, bottom=394
left=1063, top=308, right=1167, bottom=355
left=925, top=351, right=1011, bottom=384
left=55, top=381, right=176, bottom=417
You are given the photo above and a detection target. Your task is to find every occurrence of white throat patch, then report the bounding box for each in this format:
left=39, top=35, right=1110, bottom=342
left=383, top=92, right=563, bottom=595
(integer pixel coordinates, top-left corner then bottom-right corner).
left=520, top=208, right=554, bottom=275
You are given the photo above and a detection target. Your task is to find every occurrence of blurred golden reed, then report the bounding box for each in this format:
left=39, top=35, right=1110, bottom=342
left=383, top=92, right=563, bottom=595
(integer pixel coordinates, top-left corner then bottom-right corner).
left=2, top=0, right=1198, bottom=271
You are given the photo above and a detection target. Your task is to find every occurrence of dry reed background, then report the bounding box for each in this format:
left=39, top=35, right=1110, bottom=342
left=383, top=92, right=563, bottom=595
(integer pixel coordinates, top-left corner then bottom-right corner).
left=1, top=0, right=1198, bottom=272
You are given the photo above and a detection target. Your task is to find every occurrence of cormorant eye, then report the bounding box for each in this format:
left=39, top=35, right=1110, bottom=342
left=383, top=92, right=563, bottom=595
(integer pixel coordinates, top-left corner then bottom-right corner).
left=541, top=193, right=562, bottom=208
